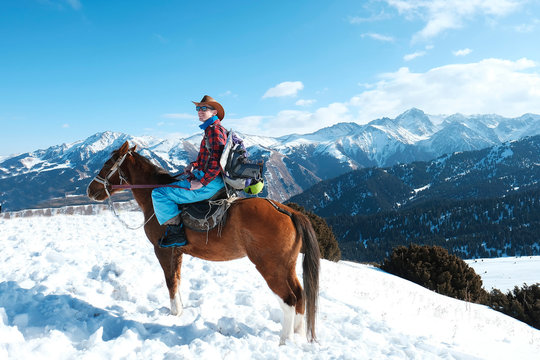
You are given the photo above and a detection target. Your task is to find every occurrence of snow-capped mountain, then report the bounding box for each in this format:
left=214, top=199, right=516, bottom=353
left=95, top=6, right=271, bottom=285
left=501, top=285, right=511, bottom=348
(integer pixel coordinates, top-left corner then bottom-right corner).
left=287, top=135, right=540, bottom=262
left=1, top=109, right=540, bottom=211
left=289, top=134, right=540, bottom=218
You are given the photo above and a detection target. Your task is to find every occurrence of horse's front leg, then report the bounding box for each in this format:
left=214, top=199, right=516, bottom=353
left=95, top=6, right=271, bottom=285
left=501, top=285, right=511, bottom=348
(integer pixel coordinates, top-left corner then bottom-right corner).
left=170, top=289, right=183, bottom=316
left=154, top=247, right=184, bottom=316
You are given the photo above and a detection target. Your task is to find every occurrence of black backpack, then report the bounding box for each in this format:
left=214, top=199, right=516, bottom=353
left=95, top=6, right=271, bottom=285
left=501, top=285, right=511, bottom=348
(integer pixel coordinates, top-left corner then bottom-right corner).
left=207, top=130, right=264, bottom=190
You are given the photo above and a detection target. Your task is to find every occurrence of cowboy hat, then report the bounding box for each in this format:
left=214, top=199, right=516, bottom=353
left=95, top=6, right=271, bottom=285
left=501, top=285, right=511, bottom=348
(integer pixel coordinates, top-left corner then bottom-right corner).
left=192, top=95, right=225, bottom=120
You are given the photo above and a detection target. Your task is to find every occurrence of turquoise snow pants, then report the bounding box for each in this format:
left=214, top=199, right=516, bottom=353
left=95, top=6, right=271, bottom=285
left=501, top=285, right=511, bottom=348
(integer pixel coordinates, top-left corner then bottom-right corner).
left=151, top=173, right=224, bottom=225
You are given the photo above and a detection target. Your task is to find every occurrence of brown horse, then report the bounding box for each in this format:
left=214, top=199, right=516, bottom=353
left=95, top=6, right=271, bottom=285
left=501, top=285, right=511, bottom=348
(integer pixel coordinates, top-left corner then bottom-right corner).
left=86, top=141, right=320, bottom=344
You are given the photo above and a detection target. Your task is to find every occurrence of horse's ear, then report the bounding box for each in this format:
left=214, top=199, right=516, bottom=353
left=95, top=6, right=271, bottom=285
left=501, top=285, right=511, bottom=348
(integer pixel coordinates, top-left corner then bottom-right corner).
left=130, top=145, right=137, bottom=152
left=118, top=141, right=130, bottom=155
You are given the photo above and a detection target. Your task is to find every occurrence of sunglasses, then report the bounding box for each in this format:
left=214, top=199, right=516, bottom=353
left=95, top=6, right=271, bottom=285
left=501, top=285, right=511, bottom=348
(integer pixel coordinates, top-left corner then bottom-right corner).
left=196, top=106, right=215, bottom=112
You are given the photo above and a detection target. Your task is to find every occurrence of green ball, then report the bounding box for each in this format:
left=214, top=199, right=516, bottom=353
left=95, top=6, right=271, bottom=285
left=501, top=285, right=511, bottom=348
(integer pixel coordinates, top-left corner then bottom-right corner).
left=244, top=180, right=264, bottom=195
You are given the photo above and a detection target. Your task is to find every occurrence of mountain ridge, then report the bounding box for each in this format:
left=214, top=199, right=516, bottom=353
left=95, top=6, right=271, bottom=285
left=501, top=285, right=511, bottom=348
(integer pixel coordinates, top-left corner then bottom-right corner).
left=2, top=109, right=540, bottom=211
left=289, top=135, right=540, bottom=217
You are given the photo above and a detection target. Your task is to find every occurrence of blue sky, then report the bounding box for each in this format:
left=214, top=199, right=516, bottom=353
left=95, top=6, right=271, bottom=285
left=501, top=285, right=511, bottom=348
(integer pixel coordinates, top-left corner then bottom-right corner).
left=2, top=0, right=540, bottom=156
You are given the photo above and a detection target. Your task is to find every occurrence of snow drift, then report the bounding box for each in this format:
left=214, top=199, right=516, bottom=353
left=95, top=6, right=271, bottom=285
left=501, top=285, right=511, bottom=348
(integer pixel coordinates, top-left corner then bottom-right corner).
left=1, top=212, right=539, bottom=359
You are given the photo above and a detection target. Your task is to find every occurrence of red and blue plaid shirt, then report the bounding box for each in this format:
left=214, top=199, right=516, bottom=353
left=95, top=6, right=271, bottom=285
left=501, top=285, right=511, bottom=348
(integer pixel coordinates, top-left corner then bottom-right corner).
left=191, top=120, right=227, bottom=186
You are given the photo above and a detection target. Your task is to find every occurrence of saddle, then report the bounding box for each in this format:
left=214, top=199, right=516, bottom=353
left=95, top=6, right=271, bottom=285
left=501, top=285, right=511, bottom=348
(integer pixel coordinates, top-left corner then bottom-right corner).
left=179, top=188, right=236, bottom=232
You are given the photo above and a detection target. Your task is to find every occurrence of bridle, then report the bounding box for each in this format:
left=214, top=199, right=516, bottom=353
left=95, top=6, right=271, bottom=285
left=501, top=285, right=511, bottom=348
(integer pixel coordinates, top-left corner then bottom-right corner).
left=92, top=151, right=131, bottom=199
left=91, top=151, right=156, bottom=230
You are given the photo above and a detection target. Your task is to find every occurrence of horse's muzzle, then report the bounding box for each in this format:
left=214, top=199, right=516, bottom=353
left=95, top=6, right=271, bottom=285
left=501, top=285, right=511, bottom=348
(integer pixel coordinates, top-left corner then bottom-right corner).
left=87, top=180, right=107, bottom=202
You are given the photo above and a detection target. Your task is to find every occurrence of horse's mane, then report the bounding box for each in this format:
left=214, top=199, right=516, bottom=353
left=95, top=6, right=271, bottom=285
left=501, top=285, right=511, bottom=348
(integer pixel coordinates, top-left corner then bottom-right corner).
left=114, top=149, right=178, bottom=185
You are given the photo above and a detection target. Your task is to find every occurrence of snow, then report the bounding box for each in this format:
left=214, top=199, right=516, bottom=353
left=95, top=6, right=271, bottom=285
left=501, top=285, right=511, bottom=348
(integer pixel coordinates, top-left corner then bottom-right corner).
left=466, top=256, right=540, bottom=292
left=413, top=184, right=431, bottom=194
left=1, top=212, right=539, bottom=359
left=84, top=132, right=126, bottom=153
left=20, top=156, right=43, bottom=169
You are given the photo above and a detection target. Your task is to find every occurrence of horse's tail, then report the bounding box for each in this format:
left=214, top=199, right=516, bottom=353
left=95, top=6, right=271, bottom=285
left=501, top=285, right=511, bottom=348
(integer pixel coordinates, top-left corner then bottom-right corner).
left=291, top=211, right=320, bottom=342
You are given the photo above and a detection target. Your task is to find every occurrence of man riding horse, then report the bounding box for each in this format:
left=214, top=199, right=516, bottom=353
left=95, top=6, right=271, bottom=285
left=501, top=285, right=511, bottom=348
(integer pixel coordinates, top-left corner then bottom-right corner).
left=151, top=95, right=227, bottom=248
left=87, top=112, right=321, bottom=343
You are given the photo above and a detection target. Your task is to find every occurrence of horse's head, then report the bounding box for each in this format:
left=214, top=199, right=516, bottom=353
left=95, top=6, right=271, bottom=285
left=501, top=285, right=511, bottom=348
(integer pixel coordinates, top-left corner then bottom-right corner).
left=87, top=141, right=137, bottom=201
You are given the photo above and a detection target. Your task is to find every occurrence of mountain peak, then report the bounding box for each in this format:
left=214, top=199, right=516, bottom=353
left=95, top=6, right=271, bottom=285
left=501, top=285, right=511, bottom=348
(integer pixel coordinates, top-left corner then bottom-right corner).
left=394, top=108, right=434, bottom=136
left=81, top=131, right=131, bottom=153
left=312, top=122, right=362, bottom=137
left=399, top=108, right=426, bottom=117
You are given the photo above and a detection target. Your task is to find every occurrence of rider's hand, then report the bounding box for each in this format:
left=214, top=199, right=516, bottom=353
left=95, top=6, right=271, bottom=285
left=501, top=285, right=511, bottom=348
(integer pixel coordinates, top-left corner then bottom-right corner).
left=184, top=163, right=194, bottom=174
left=190, top=180, right=203, bottom=190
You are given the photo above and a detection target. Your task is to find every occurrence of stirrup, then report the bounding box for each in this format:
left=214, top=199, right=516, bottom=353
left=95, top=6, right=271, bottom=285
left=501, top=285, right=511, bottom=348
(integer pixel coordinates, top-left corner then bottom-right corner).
left=159, top=224, right=187, bottom=248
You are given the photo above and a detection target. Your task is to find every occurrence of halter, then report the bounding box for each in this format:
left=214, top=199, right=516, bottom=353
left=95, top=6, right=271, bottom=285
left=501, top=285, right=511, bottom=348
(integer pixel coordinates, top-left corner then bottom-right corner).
left=92, top=151, right=155, bottom=230
left=92, top=151, right=131, bottom=198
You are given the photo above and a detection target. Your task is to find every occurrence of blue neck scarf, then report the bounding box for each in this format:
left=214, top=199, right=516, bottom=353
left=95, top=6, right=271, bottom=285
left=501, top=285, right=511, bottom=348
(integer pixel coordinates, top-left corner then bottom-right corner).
left=199, top=115, right=219, bottom=130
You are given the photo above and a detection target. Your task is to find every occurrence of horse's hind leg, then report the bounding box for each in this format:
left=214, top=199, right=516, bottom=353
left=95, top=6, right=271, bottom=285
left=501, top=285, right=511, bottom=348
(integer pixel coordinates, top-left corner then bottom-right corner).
left=289, top=273, right=306, bottom=337
left=255, top=264, right=298, bottom=345
left=154, top=247, right=184, bottom=316
left=277, top=295, right=296, bottom=345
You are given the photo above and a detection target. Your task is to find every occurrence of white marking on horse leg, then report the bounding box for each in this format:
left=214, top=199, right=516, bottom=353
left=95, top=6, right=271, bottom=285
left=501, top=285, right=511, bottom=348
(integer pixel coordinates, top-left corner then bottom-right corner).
left=170, top=292, right=183, bottom=316
left=294, top=312, right=306, bottom=338
left=277, top=297, right=295, bottom=345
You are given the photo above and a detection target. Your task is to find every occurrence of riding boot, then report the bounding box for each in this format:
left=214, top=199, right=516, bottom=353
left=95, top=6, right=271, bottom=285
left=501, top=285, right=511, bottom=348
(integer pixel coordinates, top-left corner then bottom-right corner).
left=159, top=223, right=187, bottom=248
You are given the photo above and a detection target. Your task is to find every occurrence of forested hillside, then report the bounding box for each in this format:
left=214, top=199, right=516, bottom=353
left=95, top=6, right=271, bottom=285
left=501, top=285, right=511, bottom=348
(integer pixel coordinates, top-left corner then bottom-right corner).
left=287, top=136, right=540, bottom=262
left=329, top=188, right=540, bottom=262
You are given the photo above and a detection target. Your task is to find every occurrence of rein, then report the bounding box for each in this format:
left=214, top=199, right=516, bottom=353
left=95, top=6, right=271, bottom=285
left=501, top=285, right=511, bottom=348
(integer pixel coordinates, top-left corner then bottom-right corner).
left=110, top=183, right=190, bottom=190
left=91, top=150, right=172, bottom=230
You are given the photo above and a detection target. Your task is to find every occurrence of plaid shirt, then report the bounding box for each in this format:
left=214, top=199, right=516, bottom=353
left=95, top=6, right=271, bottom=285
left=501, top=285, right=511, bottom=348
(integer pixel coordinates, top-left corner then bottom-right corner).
left=191, top=120, right=227, bottom=186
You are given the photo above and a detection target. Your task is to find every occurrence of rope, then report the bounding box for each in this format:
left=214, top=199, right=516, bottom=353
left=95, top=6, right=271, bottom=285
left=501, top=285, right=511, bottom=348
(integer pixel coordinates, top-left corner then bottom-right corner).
left=100, top=172, right=155, bottom=230
left=105, top=190, right=156, bottom=230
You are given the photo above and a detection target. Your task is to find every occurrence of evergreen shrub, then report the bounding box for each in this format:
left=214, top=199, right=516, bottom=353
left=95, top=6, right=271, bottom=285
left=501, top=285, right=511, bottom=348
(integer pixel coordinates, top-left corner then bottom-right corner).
left=380, top=244, right=488, bottom=303
left=381, top=244, right=540, bottom=329
left=487, top=283, right=540, bottom=330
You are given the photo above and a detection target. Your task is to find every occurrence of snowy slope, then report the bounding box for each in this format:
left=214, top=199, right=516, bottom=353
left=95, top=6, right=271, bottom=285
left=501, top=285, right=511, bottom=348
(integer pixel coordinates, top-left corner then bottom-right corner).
left=466, top=257, right=540, bottom=292
left=1, top=212, right=539, bottom=359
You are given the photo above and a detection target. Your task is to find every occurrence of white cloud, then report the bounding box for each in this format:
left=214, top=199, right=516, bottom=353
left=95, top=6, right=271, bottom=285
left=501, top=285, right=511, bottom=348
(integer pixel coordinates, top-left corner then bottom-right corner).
left=514, top=23, right=534, bottom=32
left=361, top=33, right=395, bottom=42
left=39, top=0, right=81, bottom=11
left=453, top=48, right=473, bottom=56
left=383, top=0, right=524, bottom=41
left=161, top=132, right=196, bottom=141
left=404, top=51, right=426, bottom=61
left=514, top=19, right=540, bottom=32
left=62, top=124, right=70, bottom=128
left=266, top=110, right=312, bottom=133
left=65, top=0, right=82, bottom=10
left=225, top=116, right=269, bottom=135
left=348, top=11, right=390, bottom=24
left=349, top=16, right=373, bottom=24
left=348, top=57, right=540, bottom=123
left=296, top=99, right=316, bottom=107
left=219, top=90, right=238, bottom=98
left=161, top=113, right=195, bottom=119
left=254, top=103, right=352, bottom=136
left=262, top=81, right=304, bottom=98
left=240, top=57, right=540, bottom=137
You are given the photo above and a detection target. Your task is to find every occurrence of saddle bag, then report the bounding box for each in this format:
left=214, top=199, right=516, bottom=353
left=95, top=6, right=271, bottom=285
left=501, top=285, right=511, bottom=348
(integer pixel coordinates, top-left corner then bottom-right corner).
left=218, top=130, right=264, bottom=191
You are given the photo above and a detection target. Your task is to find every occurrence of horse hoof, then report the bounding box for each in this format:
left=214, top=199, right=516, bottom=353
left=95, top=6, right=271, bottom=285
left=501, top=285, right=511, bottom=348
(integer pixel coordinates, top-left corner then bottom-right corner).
left=170, top=296, right=183, bottom=316
left=170, top=306, right=183, bottom=317
left=279, top=337, right=293, bottom=346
